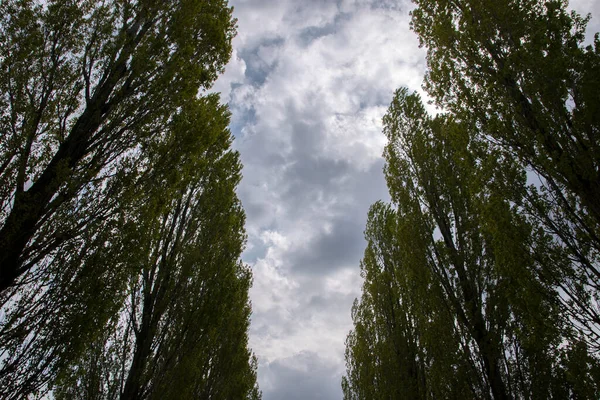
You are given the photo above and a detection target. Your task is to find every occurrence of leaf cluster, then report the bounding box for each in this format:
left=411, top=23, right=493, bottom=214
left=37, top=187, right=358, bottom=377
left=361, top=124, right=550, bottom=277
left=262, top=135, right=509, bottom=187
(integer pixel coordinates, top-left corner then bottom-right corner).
left=0, top=2, right=260, bottom=399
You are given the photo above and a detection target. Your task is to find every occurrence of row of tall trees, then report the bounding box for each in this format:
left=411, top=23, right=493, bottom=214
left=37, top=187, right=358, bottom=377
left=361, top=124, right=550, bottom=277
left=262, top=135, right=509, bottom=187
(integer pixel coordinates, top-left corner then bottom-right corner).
left=0, top=1, right=260, bottom=399
left=343, top=0, right=600, bottom=398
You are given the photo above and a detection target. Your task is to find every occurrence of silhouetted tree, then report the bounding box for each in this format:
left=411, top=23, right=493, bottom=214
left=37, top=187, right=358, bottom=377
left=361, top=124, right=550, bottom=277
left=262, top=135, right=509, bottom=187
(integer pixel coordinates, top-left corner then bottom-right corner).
left=410, top=0, right=600, bottom=340
left=0, top=0, right=236, bottom=292
left=343, top=89, right=600, bottom=399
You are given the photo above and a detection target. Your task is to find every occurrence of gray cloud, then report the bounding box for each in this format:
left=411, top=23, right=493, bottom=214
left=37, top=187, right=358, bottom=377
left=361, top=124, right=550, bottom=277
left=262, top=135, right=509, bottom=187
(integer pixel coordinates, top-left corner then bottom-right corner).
left=210, top=1, right=600, bottom=399
left=215, top=0, right=428, bottom=398
left=287, top=216, right=364, bottom=275
left=261, top=352, right=342, bottom=400
left=239, top=37, right=286, bottom=85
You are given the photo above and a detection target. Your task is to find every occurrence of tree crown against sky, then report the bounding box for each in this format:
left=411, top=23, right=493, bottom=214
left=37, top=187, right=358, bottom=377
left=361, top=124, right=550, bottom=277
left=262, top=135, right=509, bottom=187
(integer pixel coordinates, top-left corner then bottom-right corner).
left=0, top=1, right=261, bottom=399
left=411, top=0, right=600, bottom=255
left=344, top=0, right=600, bottom=398
left=4, top=2, right=600, bottom=396
left=344, top=89, right=600, bottom=399
left=410, top=0, right=600, bottom=346
left=0, top=0, right=236, bottom=291
left=52, top=97, right=261, bottom=400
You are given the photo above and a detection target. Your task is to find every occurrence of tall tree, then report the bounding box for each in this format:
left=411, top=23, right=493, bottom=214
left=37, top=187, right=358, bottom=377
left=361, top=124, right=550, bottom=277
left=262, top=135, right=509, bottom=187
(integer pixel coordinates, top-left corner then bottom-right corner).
left=410, top=0, right=600, bottom=338
left=0, top=96, right=262, bottom=400
left=0, top=0, right=236, bottom=292
left=411, top=0, right=600, bottom=221
left=52, top=96, right=261, bottom=400
left=0, top=2, right=260, bottom=399
left=343, top=89, right=600, bottom=399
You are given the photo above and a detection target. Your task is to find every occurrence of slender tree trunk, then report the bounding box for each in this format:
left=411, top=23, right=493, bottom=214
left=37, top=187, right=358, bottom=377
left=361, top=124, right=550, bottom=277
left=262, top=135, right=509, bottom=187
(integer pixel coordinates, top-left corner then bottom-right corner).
left=120, top=295, right=157, bottom=400
left=120, top=332, right=153, bottom=400
left=432, top=204, right=510, bottom=400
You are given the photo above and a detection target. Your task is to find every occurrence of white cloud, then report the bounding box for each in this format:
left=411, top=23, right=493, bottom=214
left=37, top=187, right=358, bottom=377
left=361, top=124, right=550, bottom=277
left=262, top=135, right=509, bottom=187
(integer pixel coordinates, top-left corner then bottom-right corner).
left=209, top=1, right=600, bottom=398
left=213, top=1, right=427, bottom=398
left=209, top=49, right=247, bottom=103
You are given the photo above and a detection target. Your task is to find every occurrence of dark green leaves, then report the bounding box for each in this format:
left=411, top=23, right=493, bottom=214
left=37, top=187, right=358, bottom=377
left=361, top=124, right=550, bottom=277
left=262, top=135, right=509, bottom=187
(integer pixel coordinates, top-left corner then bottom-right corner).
left=343, top=89, right=600, bottom=399
left=0, top=2, right=260, bottom=399
left=0, top=0, right=236, bottom=291
left=345, top=2, right=600, bottom=398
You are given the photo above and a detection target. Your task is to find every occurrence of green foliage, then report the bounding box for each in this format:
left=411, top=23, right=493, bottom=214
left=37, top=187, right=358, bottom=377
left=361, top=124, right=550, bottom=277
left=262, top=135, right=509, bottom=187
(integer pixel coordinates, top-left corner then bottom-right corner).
left=0, top=2, right=260, bottom=399
left=52, top=97, right=260, bottom=400
left=410, top=0, right=600, bottom=343
left=0, top=0, right=236, bottom=290
left=345, top=2, right=600, bottom=398
left=343, top=89, right=600, bottom=399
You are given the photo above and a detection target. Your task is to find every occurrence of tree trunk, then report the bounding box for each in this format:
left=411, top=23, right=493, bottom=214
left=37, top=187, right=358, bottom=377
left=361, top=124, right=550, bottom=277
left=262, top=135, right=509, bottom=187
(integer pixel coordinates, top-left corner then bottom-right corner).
left=0, top=58, right=130, bottom=293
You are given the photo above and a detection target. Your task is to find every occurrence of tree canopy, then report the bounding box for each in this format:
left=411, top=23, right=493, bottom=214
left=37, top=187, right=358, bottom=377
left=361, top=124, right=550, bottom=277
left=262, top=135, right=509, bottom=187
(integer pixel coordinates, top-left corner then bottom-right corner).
left=0, top=0, right=236, bottom=291
left=53, top=97, right=261, bottom=400
left=343, top=0, right=600, bottom=396
left=0, top=1, right=261, bottom=399
left=410, top=0, right=600, bottom=336
left=343, top=87, right=600, bottom=400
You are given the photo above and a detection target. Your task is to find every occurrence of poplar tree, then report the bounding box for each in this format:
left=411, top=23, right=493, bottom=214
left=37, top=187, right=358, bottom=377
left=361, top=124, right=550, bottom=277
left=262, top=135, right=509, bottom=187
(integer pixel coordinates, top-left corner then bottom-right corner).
left=0, top=2, right=254, bottom=397
left=0, top=0, right=236, bottom=292
left=0, top=96, right=261, bottom=399
left=344, top=2, right=600, bottom=397
left=343, top=89, right=600, bottom=399
left=411, top=0, right=600, bottom=223
left=53, top=98, right=261, bottom=400
left=410, top=0, right=600, bottom=337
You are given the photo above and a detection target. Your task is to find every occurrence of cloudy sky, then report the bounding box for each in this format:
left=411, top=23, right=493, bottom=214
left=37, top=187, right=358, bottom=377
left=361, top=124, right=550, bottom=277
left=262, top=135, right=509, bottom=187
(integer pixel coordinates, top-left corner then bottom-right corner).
left=210, top=1, right=600, bottom=398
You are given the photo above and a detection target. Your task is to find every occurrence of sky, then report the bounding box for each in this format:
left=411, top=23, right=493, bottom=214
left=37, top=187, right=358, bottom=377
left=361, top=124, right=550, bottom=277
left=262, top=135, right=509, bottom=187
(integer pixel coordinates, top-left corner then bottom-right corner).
left=210, top=1, right=600, bottom=399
